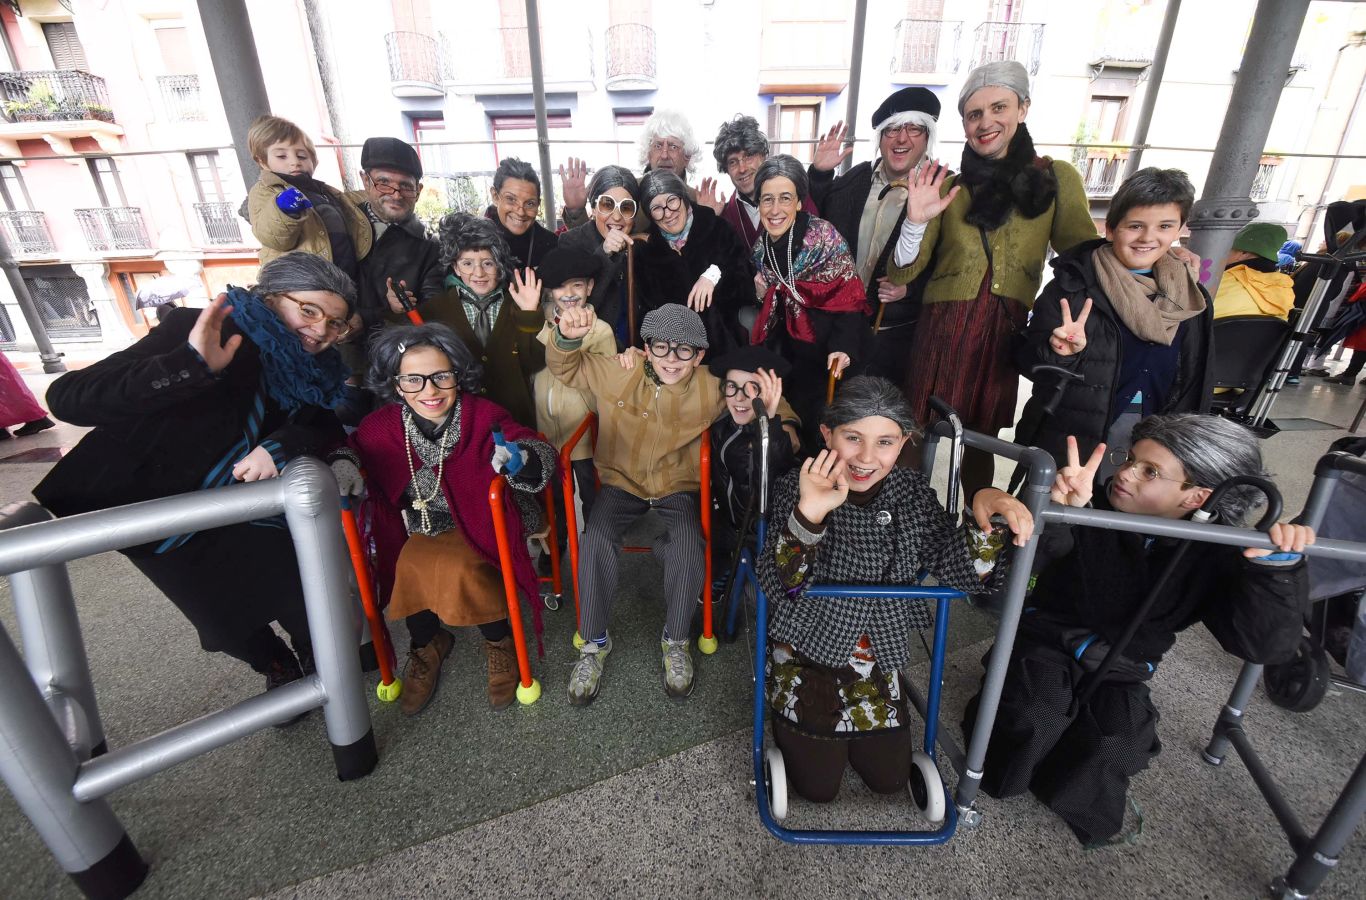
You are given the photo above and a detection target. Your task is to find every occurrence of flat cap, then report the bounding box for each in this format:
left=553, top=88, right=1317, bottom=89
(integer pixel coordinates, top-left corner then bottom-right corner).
left=640, top=303, right=708, bottom=349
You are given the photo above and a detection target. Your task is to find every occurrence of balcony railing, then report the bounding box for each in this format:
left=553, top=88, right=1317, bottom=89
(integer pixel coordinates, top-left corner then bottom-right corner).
left=75, top=207, right=150, bottom=252
left=384, top=31, right=448, bottom=97
left=194, top=201, right=244, bottom=246
left=891, top=18, right=963, bottom=77
left=1081, top=153, right=1126, bottom=198
left=0, top=70, right=114, bottom=124
left=0, top=210, right=55, bottom=255
left=605, top=23, right=656, bottom=90
left=1251, top=161, right=1279, bottom=201
left=157, top=74, right=204, bottom=122
left=971, top=21, right=1045, bottom=76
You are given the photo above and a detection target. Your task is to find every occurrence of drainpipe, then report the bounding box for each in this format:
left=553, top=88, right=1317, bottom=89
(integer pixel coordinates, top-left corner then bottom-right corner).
left=1183, top=0, right=1310, bottom=299
left=196, top=0, right=272, bottom=190
left=1123, top=0, right=1181, bottom=178
left=0, top=230, right=64, bottom=373
left=524, top=0, right=557, bottom=230
left=839, top=0, right=868, bottom=176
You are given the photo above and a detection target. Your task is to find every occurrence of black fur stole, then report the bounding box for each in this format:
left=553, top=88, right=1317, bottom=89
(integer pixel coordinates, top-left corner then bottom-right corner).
left=958, top=123, right=1057, bottom=231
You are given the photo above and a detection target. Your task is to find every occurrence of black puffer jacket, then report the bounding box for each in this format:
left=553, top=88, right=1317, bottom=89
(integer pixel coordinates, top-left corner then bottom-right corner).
left=1014, top=239, right=1214, bottom=467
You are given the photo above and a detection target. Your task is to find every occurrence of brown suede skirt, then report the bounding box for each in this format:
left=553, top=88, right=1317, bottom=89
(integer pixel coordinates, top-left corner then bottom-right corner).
left=386, top=529, right=508, bottom=627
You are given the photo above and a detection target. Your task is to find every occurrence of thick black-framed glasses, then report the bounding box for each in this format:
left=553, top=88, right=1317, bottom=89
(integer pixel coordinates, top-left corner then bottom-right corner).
left=649, top=196, right=684, bottom=219
left=646, top=340, right=699, bottom=361
left=722, top=380, right=761, bottom=398
left=394, top=371, right=458, bottom=393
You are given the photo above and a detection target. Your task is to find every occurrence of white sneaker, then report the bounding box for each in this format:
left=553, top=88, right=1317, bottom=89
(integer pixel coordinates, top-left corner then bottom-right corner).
left=568, top=634, right=611, bottom=707
left=661, top=637, right=695, bottom=699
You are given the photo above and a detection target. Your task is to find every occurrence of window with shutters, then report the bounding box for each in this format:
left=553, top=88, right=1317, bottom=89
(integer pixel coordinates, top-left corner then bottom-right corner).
left=0, top=163, right=33, bottom=211
left=42, top=22, right=90, bottom=71
left=88, top=157, right=128, bottom=207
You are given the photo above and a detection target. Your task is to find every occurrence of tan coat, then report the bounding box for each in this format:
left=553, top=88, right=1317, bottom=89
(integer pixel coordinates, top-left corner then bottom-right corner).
left=533, top=318, right=616, bottom=460
left=247, top=168, right=373, bottom=267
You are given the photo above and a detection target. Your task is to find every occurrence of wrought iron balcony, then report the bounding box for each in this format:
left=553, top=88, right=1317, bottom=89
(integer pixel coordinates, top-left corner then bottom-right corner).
left=0, top=210, right=55, bottom=255
left=75, top=207, right=150, bottom=252
left=1081, top=153, right=1126, bottom=198
left=605, top=23, right=656, bottom=90
left=0, top=70, right=114, bottom=124
left=194, top=201, right=244, bottom=246
left=157, top=75, right=205, bottom=122
left=971, top=21, right=1046, bottom=76
left=891, top=18, right=963, bottom=78
left=385, top=31, right=447, bottom=97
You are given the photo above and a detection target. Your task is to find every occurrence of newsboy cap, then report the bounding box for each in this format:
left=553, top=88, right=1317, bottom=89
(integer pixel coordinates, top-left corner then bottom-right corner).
left=361, top=137, right=423, bottom=180
left=640, top=303, right=708, bottom=349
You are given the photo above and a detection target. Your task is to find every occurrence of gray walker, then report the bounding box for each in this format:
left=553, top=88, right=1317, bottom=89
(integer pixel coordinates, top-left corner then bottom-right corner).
left=0, top=458, right=376, bottom=900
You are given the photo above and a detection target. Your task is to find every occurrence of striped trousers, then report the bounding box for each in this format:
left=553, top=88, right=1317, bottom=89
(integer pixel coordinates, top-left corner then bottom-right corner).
left=577, top=485, right=705, bottom=643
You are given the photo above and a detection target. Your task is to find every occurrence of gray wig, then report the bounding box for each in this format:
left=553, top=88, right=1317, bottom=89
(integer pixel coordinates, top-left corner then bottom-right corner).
left=587, top=165, right=640, bottom=204
left=640, top=169, right=692, bottom=214
left=712, top=114, right=769, bottom=172
left=1129, top=413, right=1269, bottom=524
left=820, top=375, right=919, bottom=437
left=254, top=250, right=357, bottom=315
left=493, top=157, right=541, bottom=195
left=365, top=322, right=483, bottom=404
left=753, top=154, right=810, bottom=204
left=637, top=108, right=701, bottom=175
left=437, top=212, right=517, bottom=283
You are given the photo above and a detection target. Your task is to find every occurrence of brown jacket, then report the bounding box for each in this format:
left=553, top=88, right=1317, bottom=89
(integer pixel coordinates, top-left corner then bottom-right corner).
left=533, top=318, right=616, bottom=460
left=247, top=168, right=373, bottom=267
left=397, top=286, right=545, bottom=429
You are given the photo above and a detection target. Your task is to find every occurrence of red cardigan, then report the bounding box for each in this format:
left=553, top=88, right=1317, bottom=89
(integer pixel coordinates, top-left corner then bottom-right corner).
left=349, top=398, right=544, bottom=623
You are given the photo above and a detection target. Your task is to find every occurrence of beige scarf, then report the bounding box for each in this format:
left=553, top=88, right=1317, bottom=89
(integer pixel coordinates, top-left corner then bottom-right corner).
left=1091, top=245, right=1205, bottom=345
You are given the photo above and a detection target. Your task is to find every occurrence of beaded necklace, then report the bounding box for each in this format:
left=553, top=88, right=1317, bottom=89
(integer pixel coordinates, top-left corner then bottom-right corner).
left=402, top=405, right=454, bottom=533
left=762, top=225, right=801, bottom=303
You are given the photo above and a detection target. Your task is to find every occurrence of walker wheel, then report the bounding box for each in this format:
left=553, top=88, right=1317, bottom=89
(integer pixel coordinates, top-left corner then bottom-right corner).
left=572, top=631, right=586, bottom=650
left=909, top=750, right=945, bottom=824
left=515, top=678, right=542, bottom=706
left=376, top=677, right=402, bottom=703
left=764, top=747, right=788, bottom=822
left=1263, top=636, right=1331, bottom=713
left=697, top=634, right=719, bottom=655
left=542, top=592, right=561, bottom=611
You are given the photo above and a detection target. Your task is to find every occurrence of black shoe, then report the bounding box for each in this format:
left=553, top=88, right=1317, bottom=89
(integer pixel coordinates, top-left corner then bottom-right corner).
left=13, top=417, right=55, bottom=437
left=264, top=656, right=307, bottom=727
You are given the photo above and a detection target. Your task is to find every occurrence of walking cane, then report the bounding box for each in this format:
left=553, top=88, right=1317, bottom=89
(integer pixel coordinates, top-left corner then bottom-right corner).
left=396, top=288, right=424, bottom=326
left=340, top=498, right=401, bottom=702
left=626, top=239, right=637, bottom=347
left=826, top=359, right=842, bottom=404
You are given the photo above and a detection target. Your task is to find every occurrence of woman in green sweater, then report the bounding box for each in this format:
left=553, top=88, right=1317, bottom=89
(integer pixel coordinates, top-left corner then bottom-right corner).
left=888, top=60, right=1097, bottom=499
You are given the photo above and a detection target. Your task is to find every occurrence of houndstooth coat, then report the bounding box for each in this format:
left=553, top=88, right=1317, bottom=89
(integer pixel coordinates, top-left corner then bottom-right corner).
left=757, top=467, right=986, bottom=670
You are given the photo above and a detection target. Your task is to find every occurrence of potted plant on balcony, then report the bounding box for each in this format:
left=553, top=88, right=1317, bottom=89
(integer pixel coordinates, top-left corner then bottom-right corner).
left=4, top=80, right=58, bottom=122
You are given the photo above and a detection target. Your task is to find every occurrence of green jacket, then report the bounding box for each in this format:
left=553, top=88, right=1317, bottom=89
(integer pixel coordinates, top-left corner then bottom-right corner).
left=887, top=159, right=1096, bottom=309
left=392, top=286, right=545, bottom=429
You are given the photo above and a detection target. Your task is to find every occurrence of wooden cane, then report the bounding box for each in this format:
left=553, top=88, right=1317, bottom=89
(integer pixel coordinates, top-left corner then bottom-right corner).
left=826, top=360, right=842, bottom=404
left=625, top=238, right=637, bottom=347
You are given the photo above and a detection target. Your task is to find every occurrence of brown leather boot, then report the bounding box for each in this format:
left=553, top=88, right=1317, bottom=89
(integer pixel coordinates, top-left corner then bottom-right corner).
left=484, top=636, right=519, bottom=710
left=400, top=629, right=454, bottom=716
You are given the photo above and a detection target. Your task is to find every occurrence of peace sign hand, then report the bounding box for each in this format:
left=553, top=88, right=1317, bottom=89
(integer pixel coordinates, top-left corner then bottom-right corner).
left=796, top=449, right=850, bottom=525
left=1051, top=436, right=1106, bottom=508
left=187, top=293, right=243, bottom=374
left=905, top=159, right=961, bottom=225
left=1049, top=297, right=1093, bottom=357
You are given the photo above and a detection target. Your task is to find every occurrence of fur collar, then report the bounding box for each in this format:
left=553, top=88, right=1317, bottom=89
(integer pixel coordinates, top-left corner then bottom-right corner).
left=958, top=123, right=1057, bottom=232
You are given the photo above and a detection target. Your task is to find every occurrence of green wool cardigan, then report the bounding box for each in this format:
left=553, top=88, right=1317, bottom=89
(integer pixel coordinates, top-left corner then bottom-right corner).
left=887, top=159, right=1097, bottom=309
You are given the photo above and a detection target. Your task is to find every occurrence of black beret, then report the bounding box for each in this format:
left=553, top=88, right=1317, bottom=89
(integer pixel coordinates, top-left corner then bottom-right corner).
left=870, top=87, right=941, bottom=129
left=361, top=137, right=422, bottom=180
left=707, top=345, right=792, bottom=379
left=538, top=247, right=601, bottom=287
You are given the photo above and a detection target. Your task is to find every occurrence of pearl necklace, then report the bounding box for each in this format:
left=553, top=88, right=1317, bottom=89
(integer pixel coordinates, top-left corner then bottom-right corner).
left=403, top=406, right=454, bottom=533
left=762, top=225, right=801, bottom=304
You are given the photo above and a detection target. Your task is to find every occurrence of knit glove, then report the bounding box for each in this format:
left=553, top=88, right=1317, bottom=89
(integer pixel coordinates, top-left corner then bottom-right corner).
left=330, top=457, right=365, bottom=497
left=492, top=443, right=527, bottom=476
left=275, top=186, right=313, bottom=217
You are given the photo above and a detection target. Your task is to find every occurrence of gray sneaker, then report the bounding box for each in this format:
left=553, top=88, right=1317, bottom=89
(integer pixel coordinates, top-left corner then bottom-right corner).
left=661, top=637, right=695, bottom=698
left=568, top=634, right=612, bottom=706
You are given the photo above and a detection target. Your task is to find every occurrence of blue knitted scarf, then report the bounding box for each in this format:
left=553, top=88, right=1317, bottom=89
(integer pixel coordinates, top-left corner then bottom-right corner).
left=225, top=285, right=350, bottom=414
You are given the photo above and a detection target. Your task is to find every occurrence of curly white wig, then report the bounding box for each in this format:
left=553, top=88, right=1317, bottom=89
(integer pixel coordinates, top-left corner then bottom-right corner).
left=637, top=108, right=701, bottom=176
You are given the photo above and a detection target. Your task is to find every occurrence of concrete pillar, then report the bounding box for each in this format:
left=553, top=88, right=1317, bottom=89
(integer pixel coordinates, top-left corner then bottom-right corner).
left=70, top=262, right=137, bottom=351
left=196, top=0, right=272, bottom=191
left=1184, top=0, right=1311, bottom=299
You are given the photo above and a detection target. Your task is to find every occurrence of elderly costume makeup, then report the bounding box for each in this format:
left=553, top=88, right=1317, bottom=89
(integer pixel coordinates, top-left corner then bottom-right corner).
left=331, top=324, right=555, bottom=714
left=889, top=60, right=1097, bottom=499
left=712, top=114, right=820, bottom=251
left=397, top=212, right=545, bottom=428
left=634, top=169, right=755, bottom=355
left=34, top=252, right=354, bottom=699
left=556, top=165, right=642, bottom=347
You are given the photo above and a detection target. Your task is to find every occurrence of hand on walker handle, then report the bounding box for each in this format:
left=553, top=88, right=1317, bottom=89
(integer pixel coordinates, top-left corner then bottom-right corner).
left=385, top=277, right=419, bottom=315
left=331, top=458, right=365, bottom=497
left=188, top=293, right=243, bottom=374
left=1244, top=523, right=1316, bottom=559
left=1050, top=436, right=1105, bottom=508
left=491, top=425, right=525, bottom=476
left=905, top=160, right=960, bottom=225
left=796, top=450, right=849, bottom=525
left=556, top=305, right=597, bottom=341
left=1049, top=297, right=1093, bottom=357
left=971, top=488, right=1035, bottom=547
left=233, top=445, right=279, bottom=482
